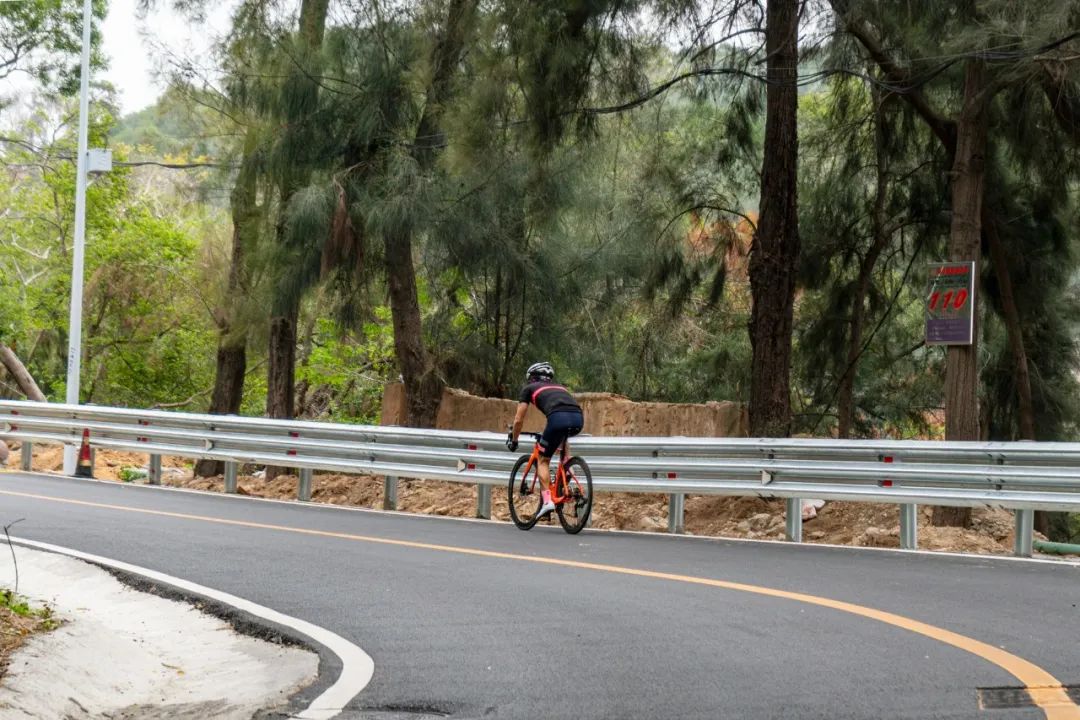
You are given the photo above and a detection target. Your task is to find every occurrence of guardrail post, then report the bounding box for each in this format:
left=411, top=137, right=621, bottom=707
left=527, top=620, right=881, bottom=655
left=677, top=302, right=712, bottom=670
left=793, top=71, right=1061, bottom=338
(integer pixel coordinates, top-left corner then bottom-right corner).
left=148, top=454, right=162, bottom=486
left=477, top=483, right=491, bottom=519
left=299, top=468, right=313, bottom=502
left=668, top=493, right=685, bottom=534
left=20, top=441, right=31, bottom=471
left=1014, top=509, right=1034, bottom=558
left=785, top=498, right=802, bottom=542
left=900, top=504, right=918, bottom=550
left=384, top=476, right=398, bottom=511
left=224, top=461, right=238, bottom=494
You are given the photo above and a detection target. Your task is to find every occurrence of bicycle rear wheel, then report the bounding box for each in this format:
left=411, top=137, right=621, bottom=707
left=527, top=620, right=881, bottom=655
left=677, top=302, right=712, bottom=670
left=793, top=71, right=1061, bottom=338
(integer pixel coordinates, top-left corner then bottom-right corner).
left=508, top=454, right=542, bottom=530
left=556, top=457, right=593, bottom=534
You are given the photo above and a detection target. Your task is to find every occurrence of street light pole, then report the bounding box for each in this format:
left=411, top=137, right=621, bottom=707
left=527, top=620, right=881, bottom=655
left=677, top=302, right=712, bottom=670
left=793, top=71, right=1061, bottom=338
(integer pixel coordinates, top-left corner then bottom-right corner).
left=62, top=0, right=94, bottom=475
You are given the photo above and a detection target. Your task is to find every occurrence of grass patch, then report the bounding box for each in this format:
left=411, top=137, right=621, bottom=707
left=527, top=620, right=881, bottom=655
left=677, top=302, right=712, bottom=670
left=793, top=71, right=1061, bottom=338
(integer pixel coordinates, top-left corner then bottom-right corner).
left=118, top=466, right=147, bottom=482
left=0, top=586, right=60, bottom=680
left=0, top=588, right=58, bottom=630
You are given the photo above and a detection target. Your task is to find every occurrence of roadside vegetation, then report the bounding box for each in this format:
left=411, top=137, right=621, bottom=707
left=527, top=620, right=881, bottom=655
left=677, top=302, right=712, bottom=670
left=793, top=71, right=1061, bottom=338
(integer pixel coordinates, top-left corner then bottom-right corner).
left=0, top=1, right=1079, bottom=540
left=0, top=588, right=59, bottom=679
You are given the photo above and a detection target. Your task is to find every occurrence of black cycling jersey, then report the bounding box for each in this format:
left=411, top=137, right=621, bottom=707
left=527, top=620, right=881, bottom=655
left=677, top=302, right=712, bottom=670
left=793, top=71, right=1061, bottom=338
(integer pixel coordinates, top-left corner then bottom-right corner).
left=519, top=381, right=581, bottom=416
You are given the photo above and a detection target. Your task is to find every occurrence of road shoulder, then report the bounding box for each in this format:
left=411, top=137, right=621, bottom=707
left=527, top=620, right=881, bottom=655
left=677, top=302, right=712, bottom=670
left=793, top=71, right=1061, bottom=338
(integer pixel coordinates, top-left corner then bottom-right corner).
left=0, top=544, right=318, bottom=720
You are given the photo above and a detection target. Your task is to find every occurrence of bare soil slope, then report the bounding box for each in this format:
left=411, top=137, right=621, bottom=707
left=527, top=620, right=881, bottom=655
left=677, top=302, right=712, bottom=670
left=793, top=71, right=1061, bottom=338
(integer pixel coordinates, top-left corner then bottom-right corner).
left=4, top=444, right=1032, bottom=556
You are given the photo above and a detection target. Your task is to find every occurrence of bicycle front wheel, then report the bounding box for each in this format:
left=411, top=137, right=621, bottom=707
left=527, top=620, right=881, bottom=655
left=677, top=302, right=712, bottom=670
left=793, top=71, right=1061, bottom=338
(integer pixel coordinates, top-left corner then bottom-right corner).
left=556, top=457, right=593, bottom=534
left=508, top=454, right=542, bottom=530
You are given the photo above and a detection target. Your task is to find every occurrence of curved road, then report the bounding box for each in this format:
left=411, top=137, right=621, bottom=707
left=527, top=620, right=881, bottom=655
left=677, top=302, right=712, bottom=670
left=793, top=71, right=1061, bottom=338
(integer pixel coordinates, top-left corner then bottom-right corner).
left=1, top=471, right=1078, bottom=720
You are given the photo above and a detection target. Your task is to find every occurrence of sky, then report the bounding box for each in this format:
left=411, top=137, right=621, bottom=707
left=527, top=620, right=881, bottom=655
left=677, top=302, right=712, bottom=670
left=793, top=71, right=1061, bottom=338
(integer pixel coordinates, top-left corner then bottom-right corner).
left=101, top=0, right=237, bottom=115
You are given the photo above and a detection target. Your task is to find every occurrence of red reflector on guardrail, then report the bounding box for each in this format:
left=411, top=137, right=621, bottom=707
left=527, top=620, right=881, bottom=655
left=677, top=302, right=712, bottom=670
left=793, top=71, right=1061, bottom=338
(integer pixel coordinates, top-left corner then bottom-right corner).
left=287, top=450, right=297, bottom=456
left=880, top=479, right=893, bottom=487
left=667, top=472, right=677, bottom=479
left=466, top=444, right=478, bottom=451
left=289, top=431, right=299, bottom=438
left=883, top=456, right=894, bottom=463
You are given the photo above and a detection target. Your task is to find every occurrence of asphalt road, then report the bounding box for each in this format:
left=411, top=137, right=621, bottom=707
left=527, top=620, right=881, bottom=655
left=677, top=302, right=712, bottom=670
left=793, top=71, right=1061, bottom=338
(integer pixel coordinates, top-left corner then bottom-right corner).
left=1, top=471, right=1078, bottom=720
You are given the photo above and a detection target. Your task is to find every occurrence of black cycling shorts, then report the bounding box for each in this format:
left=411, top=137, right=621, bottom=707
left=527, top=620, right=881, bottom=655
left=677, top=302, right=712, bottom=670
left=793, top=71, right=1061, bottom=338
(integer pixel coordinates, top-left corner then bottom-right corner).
left=539, top=410, right=584, bottom=458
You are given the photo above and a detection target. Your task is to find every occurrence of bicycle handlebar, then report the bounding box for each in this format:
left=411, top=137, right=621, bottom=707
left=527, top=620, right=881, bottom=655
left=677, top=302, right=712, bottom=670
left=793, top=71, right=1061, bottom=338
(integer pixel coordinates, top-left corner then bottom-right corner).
left=505, top=424, right=542, bottom=442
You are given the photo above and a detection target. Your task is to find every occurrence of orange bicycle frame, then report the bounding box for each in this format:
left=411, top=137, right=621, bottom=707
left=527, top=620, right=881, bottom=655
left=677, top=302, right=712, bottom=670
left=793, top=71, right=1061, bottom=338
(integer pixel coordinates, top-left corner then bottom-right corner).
left=521, top=437, right=577, bottom=503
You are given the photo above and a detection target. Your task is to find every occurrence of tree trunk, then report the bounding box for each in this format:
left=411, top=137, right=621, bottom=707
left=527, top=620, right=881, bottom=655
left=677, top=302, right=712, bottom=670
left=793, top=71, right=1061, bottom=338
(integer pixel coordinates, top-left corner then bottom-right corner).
left=265, top=303, right=298, bottom=479
left=196, top=129, right=257, bottom=478
left=384, top=0, right=477, bottom=428
left=264, top=0, right=330, bottom=477
left=748, top=0, right=800, bottom=438
left=838, top=88, right=890, bottom=439
left=837, top=241, right=888, bottom=439
left=294, top=312, right=318, bottom=418
left=384, top=231, right=440, bottom=427
left=984, top=211, right=1035, bottom=441
left=299, top=0, right=329, bottom=47
left=193, top=343, right=246, bottom=477
left=934, top=60, right=988, bottom=527
left=985, top=209, right=1047, bottom=534
left=0, top=344, right=46, bottom=401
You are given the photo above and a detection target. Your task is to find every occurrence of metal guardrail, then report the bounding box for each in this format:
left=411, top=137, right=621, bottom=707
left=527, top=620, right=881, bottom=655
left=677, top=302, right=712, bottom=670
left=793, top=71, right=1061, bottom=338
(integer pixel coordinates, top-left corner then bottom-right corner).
left=2, top=400, right=1079, bottom=558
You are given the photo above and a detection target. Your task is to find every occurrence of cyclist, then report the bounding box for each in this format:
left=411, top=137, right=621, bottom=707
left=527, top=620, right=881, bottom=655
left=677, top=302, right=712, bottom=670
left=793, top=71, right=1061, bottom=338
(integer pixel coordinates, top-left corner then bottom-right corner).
left=506, top=361, right=584, bottom=518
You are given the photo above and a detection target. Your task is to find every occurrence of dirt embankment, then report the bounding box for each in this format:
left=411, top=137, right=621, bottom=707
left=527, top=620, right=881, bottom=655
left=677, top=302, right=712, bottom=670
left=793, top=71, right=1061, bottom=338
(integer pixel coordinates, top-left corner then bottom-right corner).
left=3, top=443, right=1035, bottom=556
left=382, top=384, right=748, bottom=438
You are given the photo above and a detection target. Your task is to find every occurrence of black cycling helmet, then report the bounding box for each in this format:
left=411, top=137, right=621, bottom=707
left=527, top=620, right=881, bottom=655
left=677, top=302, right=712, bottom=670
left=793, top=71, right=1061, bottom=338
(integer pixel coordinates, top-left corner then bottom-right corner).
left=525, top=361, right=554, bottom=382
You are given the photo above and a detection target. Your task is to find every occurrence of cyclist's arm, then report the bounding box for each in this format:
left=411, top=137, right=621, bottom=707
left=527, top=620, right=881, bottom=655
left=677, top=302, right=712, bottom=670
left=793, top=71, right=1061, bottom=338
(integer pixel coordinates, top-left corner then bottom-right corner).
left=511, top=402, right=528, bottom=442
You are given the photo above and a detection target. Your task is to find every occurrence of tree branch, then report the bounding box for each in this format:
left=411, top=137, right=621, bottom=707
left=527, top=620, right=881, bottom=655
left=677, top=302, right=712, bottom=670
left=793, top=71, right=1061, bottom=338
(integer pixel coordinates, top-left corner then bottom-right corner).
left=580, top=67, right=764, bottom=116
left=0, top=344, right=46, bottom=402
left=149, top=388, right=213, bottom=410
left=1039, top=60, right=1080, bottom=141
left=828, top=0, right=957, bottom=154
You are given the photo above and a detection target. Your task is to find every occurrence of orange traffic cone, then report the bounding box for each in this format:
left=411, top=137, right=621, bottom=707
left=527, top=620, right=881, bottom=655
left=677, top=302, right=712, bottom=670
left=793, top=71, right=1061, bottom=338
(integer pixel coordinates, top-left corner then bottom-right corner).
left=74, top=428, right=94, bottom=478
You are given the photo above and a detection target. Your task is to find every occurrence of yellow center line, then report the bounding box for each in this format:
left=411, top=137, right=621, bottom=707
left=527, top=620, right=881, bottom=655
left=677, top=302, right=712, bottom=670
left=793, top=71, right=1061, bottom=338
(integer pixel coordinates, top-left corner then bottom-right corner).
left=3, top=487, right=1077, bottom=719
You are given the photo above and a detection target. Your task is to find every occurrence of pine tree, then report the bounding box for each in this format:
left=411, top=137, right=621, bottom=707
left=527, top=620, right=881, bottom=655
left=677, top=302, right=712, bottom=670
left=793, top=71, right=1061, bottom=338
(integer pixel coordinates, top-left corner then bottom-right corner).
left=797, top=74, right=948, bottom=439
left=195, top=126, right=263, bottom=477
left=382, top=0, right=478, bottom=428
left=830, top=0, right=1080, bottom=525
left=265, top=0, right=331, bottom=471
left=747, top=0, right=800, bottom=437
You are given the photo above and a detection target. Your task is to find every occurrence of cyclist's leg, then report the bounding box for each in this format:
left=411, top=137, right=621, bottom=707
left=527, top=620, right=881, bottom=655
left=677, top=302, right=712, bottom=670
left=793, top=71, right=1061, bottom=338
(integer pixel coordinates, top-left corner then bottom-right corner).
left=538, top=416, right=572, bottom=498
left=537, top=456, right=552, bottom=490
left=538, top=441, right=567, bottom=488
left=561, top=411, right=585, bottom=459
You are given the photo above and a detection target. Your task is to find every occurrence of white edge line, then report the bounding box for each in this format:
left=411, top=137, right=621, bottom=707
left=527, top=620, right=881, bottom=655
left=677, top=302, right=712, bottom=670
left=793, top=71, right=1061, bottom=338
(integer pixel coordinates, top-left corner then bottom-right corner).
left=7, top=535, right=373, bottom=720
left=7, top=468, right=1080, bottom=569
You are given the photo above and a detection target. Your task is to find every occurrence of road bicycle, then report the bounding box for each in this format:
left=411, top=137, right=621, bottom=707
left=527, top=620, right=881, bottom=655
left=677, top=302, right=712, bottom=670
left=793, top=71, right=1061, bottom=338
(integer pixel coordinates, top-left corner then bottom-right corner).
left=507, top=431, right=593, bottom=534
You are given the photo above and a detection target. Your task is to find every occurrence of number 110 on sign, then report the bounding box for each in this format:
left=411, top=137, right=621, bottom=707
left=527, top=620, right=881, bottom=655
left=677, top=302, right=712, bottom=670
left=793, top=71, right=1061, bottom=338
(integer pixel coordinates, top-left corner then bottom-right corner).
left=925, top=262, right=975, bottom=346
left=928, top=288, right=969, bottom=311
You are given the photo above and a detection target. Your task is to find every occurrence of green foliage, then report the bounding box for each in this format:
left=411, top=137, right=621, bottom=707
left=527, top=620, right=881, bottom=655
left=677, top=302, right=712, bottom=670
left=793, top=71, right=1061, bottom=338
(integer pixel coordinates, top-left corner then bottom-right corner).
left=4, top=0, right=1080, bottom=478
left=110, top=86, right=232, bottom=160
left=295, top=313, right=397, bottom=423
left=0, top=588, right=58, bottom=629
left=0, top=0, right=107, bottom=93
left=0, top=98, right=220, bottom=408
left=118, top=466, right=147, bottom=482
left=794, top=74, right=950, bottom=437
